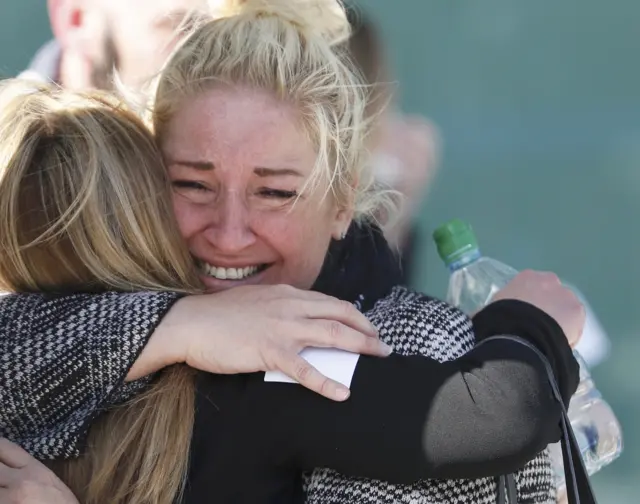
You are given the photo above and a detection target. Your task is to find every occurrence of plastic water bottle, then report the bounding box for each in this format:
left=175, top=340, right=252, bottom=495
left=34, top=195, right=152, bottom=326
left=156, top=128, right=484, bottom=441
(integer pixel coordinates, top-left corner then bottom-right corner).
left=432, top=219, right=622, bottom=487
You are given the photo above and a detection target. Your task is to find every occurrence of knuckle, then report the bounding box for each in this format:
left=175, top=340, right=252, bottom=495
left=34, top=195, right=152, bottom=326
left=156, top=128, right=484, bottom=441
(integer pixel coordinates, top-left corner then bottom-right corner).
left=264, top=349, right=284, bottom=372
left=278, top=284, right=296, bottom=296
left=319, top=377, right=333, bottom=397
left=328, top=321, right=343, bottom=341
left=533, top=271, right=560, bottom=288
left=568, top=293, right=580, bottom=307
left=363, top=334, right=379, bottom=351
left=577, top=303, right=586, bottom=320
left=545, top=272, right=561, bottom=284
left=354, top=333, right=380, bottom=351
left=534, top=270, right=554, bottom=283
left=294, top=361, right=312, bottom=382
left=270, top=284, right=291, bottom=299
left=339, top=300, right=356, bottom=316
left=514, top=270, right=533, bottom=285
left=564, top=290, right=581, bottom=307
left=344, top=331, right=365, bottom=351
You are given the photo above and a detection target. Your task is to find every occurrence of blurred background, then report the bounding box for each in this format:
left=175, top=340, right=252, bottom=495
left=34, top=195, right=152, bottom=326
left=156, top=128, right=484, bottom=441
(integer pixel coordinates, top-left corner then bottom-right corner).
left=1, top=0, right=638, bottom=502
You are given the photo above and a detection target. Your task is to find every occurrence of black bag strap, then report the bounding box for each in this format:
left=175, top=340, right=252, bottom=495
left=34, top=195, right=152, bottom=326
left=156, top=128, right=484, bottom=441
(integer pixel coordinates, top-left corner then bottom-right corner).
left=507, top=473, right=518, bottom=503
left=481, top=336, right=598, bottom=504
left=497, top=474, right=518, bottom=503
left=497, top=474, right=506, bottom=503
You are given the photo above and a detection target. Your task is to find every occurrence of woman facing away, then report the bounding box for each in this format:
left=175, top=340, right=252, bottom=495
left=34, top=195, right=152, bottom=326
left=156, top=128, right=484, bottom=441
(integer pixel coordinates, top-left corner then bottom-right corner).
left=0, top=1, right=584, bottom=503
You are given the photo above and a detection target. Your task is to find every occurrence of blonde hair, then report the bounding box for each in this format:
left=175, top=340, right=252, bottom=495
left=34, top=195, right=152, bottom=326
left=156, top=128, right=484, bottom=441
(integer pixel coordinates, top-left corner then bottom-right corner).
left=0, top=78, right=201, bottom=503
left=153, top=0, right=395, bottom=221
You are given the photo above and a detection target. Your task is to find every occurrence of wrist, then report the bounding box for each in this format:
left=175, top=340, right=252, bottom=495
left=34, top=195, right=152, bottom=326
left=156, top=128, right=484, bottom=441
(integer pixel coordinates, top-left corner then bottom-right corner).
left=126, top=296, right=193, bottom=381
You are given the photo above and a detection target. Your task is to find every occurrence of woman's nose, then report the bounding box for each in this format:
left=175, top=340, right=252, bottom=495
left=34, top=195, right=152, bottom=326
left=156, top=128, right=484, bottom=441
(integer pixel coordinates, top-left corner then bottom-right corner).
left=202, top=193, right=256, bottom=253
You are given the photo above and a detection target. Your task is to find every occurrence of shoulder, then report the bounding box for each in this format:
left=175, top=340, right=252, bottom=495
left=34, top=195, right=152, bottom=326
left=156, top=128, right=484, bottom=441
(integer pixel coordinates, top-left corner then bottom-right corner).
left=366, top=286, right=467, bottom=327
left=0, top=291, right=181, bottom=324
left=365, top=286, right=475, bottom=362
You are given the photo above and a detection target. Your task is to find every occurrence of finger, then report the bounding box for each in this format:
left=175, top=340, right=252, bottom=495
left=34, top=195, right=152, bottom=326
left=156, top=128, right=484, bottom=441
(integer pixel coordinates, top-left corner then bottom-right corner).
left=279, top=352, right=351, bottom=402
left=526, top=270, right=559, bottom=286
left=278, top=289, right=379, bottom=337
left=300, top=299, right=379, bottom=337
left=302, top=320, right=392, bottom=357
left=0, top=463, right=18, bottom=487
left=541, top=271, right=561, bottom=285
left=268, top=284, right=331, bottom=302
left=0, top=439, right=31, bottom=469
left=281, top=287, right=344, bottom=303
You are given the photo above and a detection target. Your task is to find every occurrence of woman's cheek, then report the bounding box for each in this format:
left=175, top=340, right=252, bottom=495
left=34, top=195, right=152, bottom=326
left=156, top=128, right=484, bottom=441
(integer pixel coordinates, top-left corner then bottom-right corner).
left=172, top=198, right=209, bottom=239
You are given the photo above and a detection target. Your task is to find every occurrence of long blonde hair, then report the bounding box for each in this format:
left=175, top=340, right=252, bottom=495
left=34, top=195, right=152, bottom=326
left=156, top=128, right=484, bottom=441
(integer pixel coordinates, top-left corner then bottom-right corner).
left=0, top=78, right=201, bottom=504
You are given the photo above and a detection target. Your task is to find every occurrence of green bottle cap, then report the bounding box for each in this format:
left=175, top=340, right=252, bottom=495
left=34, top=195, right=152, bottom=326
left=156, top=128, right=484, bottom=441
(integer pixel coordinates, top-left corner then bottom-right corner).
left=433, top=219, right=479, bottom=266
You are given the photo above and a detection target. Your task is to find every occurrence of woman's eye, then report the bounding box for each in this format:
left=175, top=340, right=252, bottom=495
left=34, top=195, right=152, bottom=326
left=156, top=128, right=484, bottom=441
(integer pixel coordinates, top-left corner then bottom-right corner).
left=172, top=180, right=209, bottom=191
left=171, top=180, right=215, bottom=204
left=258, top=188, right=298, bottom=199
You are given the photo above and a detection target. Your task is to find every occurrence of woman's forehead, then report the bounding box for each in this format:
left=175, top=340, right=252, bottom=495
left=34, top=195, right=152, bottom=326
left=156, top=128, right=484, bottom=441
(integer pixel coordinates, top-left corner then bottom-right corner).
left=162, top=87, right=315, bottom=165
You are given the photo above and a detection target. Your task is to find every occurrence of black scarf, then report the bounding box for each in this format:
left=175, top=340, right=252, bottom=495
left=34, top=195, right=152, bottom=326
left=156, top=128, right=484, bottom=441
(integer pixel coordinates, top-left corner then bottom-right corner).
left=311, top=222, right=404, bottom=312
left=292, top=222, right=403, bottom=504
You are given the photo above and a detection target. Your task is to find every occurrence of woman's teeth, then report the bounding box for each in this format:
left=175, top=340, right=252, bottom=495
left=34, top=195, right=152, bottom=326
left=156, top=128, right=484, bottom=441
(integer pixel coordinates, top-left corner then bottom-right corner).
left=202, top=264, right=261, bottom=280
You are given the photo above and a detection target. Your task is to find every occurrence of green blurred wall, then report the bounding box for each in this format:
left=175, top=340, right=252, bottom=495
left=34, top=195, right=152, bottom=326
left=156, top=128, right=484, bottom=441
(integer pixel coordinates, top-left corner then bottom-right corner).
left=1, top=0, right=638, bottom=501
left=0, top=0, right=50, bottom=78
left=360, top=1, right=640, bottom=501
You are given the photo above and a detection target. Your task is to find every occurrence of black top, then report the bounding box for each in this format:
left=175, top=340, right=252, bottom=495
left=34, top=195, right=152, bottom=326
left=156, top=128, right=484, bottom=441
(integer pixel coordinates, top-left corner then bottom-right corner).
left=183, top=297, right=578, bottom=504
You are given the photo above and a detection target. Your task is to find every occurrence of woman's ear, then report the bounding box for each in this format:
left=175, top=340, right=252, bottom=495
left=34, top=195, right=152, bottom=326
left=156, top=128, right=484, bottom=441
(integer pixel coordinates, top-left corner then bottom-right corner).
left=331, top=198, right=355, bottom=241
left=48, top=0, right=85, bottom=48
left=331, top=178, right=358, bottom=240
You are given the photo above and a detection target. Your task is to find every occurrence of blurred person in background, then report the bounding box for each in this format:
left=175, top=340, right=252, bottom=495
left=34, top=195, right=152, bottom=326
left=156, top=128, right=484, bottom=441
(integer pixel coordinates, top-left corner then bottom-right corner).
left=346, top=5, right=441, bottom=282
left=20, top=0, right=206, bottom=90
left=345, top=5, right=611, bottom=369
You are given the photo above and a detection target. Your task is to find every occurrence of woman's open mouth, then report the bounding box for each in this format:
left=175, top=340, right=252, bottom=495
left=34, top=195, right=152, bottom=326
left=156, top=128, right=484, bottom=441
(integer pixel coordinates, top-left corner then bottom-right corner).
left=200, top=262, right=270, bottom=281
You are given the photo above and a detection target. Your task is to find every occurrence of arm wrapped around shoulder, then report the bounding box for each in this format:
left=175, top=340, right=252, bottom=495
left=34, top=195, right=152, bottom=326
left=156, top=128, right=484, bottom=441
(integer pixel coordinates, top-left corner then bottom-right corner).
left=0, top=291, right=182, bottom=460
left=281, top=297, right=579, bottom=482
left=335, top=341, right=565, bottom=481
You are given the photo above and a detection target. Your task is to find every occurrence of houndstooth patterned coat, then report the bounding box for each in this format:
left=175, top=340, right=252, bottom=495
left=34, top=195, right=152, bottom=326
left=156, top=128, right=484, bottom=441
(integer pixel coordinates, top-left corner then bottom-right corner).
left=0, top=288, right=556, bottom=503
left=304, top=287, right=556, bottom=504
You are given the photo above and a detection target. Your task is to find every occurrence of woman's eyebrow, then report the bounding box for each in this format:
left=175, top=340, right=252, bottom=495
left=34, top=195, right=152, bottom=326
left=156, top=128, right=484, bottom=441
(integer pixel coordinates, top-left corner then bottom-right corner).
left=168, top=160, right=215, bottom=171
left=254, top=167, right=304, bottom=177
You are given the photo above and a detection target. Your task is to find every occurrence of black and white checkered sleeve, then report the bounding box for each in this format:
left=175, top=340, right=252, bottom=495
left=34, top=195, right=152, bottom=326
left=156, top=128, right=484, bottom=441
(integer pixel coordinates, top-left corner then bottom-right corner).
left=0, top=291, right=182, bottom=460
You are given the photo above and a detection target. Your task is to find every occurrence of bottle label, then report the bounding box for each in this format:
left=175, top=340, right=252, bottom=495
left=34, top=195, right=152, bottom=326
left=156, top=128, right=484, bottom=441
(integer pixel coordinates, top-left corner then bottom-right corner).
left=448, top=249, right=481, bottom=271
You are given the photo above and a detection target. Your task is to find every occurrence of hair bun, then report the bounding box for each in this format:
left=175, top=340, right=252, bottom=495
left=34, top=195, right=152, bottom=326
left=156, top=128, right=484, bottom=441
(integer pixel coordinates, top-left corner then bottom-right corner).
left=209, top=0, right=351, bottom=45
